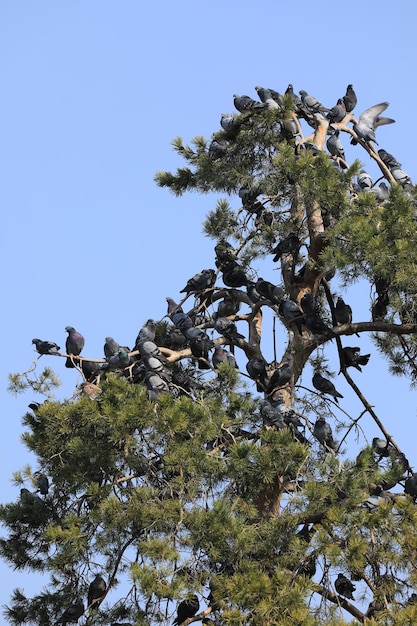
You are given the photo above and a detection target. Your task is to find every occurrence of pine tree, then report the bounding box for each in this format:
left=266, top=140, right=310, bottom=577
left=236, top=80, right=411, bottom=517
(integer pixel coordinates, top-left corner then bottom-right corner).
left=3, top=84, right=417, bottom=625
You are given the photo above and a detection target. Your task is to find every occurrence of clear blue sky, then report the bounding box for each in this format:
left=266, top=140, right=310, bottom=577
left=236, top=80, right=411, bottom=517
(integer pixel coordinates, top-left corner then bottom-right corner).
left=1, top=0, right=417, bottom=616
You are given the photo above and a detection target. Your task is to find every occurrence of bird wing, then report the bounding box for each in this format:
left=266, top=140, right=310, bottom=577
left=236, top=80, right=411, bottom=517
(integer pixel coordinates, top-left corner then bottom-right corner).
left=358, top=102, right=389, bottom=127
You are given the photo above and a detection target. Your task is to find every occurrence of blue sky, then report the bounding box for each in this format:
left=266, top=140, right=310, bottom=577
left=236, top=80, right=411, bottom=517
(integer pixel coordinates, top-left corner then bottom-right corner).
left=1, top=0, right=417, bottom=616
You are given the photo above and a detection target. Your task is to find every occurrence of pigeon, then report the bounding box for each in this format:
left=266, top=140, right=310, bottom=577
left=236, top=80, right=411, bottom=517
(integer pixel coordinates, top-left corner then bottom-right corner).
left=255, top=278, right=285, bottom=305
left=304, top=314, right=336, bottom=339
left=214, top=240, right=236, bottom=265
left=326, top=98, right=346, bottom=124
left=166, top=298, right=194, bottom=332
left=300, top=293, right=318, bottom=316
left=135, top=319, right=156, bottom=343
left=279, top=299, right=305, bottom=333
left=372, top=437, right=391, bottom=458
left=356, top=171, right=373, bottom=190
left=361, top=485, right=393, bottom=511
left=221, top=260, right=248, bottom=288
left=145, top=371, right=170, bottom=394
left=173, top=594, right=200, bottom=626
left=352, top=102, right=395, bottom=145
left=377, top=148, right=401, bottom=170
left=180, top=269, right=216, bottom=295
left=246, top=358, right=268, bottom=391
left=312, top=372, right=343, bottom=402
left=299, top=89, right=330, bottom=113
left=271, top=232, right=301, bottom=262
left=220, top=113, right=238, bottom=132
left=372, top=297, right=388, bottom=321
left=55, top=597, right=85, bottom=624
left=313, top=416, right=336, bottom=449
left=32, top=338, right=61, bottom=355
left=266, top=362, right=292, bottom=393
left=34, top=472, right=49, bottom=495
left=189, top=335, right=213, bottom=369
left=233, top=94, right=266, bottom=113
left=217, top=294, right=241, bottom=317
left=255, top=85, right=282, bottom=109
left=260, top=399, right=286, bottom=429
left=212, top=345, right=237, bottom=369
left=334, top=297, right=352, bottom=325
left=405, top=473, right=417, bottom=500
left=285, top=84, right=302, bottom=109
left=390, top=167, right=413, bottom=187
left=105, top=349, right=131, bottom=371
left=368, top=182, right=389, bottom=202
left=326, top=130, right=346, bottom=162
left=208, top=139, right=228, bottom=159
left=65, top=326, right=85, bottom=368
left=342, top=347, right=370, bottom=372
left=335, top=573, right=356, bottom=600
left=246, top=280, right=263, bottom=304
left=342, top=84, right=357, bottom=113
left=87, top=574, right=107, bottom=609
left=213, top=313, right=244, bottom=342
left=104, top=337, right=119, bottom=360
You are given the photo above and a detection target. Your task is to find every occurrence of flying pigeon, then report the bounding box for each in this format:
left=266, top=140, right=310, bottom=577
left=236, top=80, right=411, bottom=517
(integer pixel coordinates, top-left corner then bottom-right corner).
left=173, top=595, right=200, bottom=626
left=313, top=416, right=336, bottom=449
left=32, top=338, right=61, bottom=355
left=104, top=336, right=119, bottom=360
left=312, top=372, right=343, bottom=402
left=55, top=597, right=85, bottom=625
left=212, top=345, right=237, bottom=369
left=334, top=297, right=352, bottom=325
left=65, top=326, right=85, bottom=368
left=299, top=89, right=330, bottom=113
left=342, top=84, right=357, bottom=113
left=87, top=574, right=107, bottom=609
left=342, top=347, right=370, bottom=371
left=180, top=269, right=216, bottom=295
left=352, top=102, right=395, bottom=144
left=335, top=573, right=356, bottom=600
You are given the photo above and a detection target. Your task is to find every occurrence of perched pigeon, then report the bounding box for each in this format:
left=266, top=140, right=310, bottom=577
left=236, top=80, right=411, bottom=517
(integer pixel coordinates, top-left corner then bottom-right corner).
left=377, top=148, right=401, bottom=170
left=221, top=260, right=248, bottom=288
left=299, top=89, right=330, bottom=113
left=390, top=167, right=413, bottom=187
left=342, top=347, right=370, bottom=372
left=246, top=358, right=268, bottom=391
left=32, top=338, right=61, bottom=355
left=180, top=269, right=216, bottom=295
left=135, top=319, right=156, bottom=343
left=104, top=336, right=119, bottom=360
left=260, top=399, right=286, bottom=429
left=372, top=437, right=391, bottom=458
left=189, top=335, right=213, bottom=369
left=246, top=280, right=263, bottom=304
left=65, top=326, right=85, bottom=368
left=266, top=362, right=292, bottom=393
left=312, top=372, right=343, bottom=402
left=55, top=597, right=85, bottom=625
left=342, top=84, right=357, bottom=113
left=217, top=294, right=241, bottom=317
left=213, top=313, right=244, bottom=342
left=173, top=595, right=200, bottom=626
left=326, top=98, right=346, bottom=124
left=255, top=278, right=285, bottom=305
left=87, top=574, right=107, bottom=609
left=335, top=573, right=356, bottom=600
left=368, top=182, right=389, bottom=202
left=255, top=85, right=282, bottom=109
left=304, top=314, right=336, bottom=339
left=300, top=293, right=318, bottom=316
left=106, top=349, right=131, bottom=370
left=326, top=130, right=346, bottom=162
left=361, top=485, right=393, bottom=511
left=356, top=171, right=373, bottom=190
left=271, top=232, right=301, bottom=262
left=313, top=416, right=336, bottom=449
left=208, top=139, right=228, bottom=159
left=212, top=345, right=237, bottom=369
left=334, top=297, right=352, bottom=325
left=352, top=102, right=395, bottom=144
left=233, top=94, right=266, bottom=112
left=405, top=473, right=417, bottom=500
left=220, top=113, right=238, bottom=132
left=279, top=299, right=305, bottom=333
left=34, top=472, right=49, bottom=495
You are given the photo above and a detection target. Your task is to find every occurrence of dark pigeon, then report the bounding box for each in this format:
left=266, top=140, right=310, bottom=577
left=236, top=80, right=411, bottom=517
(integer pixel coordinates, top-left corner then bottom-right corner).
left=32, top=338, right=61, bottom=355
left=335, top=573, right=356, bottom=600
left=334, top=297, right=352, bottom=325
left=279, top=299, right=304, bottom=333
left=405, top=473, right=417, bottom=500
left=221, top=260, right=248, bottom=288
left=212, top=345, right=237, bottom=369
left=377, top=148, right=401, bottom=170
left=352, top=102, right=395, bottom=145
left=173, top=594, right=200, bottom=626
left=233, top=94, right=266, bottom=112
left=299, top=89, right=330, bottom=113
left=266, top=362, right=292, bottom=393
left=34, top=472, right=49, bottom=495
left=300, top=293, right=318, bottom=316
left=313, top=416, right=336, bottom=450
left=271, top=232, right=301, bottom=262
left=213, top=313, right=244, bottom=342
left=342, top=84, right=357, bottom=113
left=326, top=98, right=346, bottom=124
left=55, top=597, right=85, bottom=625
left=260, top=399, right=286, bottom=429
left=180, top=269, right=216, bottom=295
left=255, top=278, right=285, bottom=305
left=65, top=326, right=85, bottom=368
left=312, top=372, right=343, bottom=402
left=246, top=280, right=263, bottom=304
left=304, top=314, right=335, bottom=339
left=87, top=574, right=107, bottom=609
left=246, top=358, right=268, bottom=391
left=255, top=85, right=282, bottom=109
left=217, top=294, right=241, bottom=317
left=342, top=347, right=370, bottom=372
left=104, top=336, right=119, bottom=360
left=208, top=139, right=228, bottom=159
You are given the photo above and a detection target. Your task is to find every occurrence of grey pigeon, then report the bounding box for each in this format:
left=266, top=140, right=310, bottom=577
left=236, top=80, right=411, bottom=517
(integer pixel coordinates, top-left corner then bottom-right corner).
left=208, top=139, right=228, bottom=159
left=233, top=94, right=266, bottom=112
left=217, top=294, right=241, bottom=317
left=334, top=297, right=352, bottom=325
left=361, top=485, right=393, bottom=511
left=352, top=102, right=395, bottom=144
left=372, top=437, right=391, bottom=458
left=304, top=314, right=335, bottom=339
left=136, top=319, right=156, bottom=343
left=356, top=171, right=373, bottom=190
left=212, top=345, right=237, bottom=369
left=405, top=473, right=417, bottom=500
left=260, top=399, right=286, bottom=429
left=299, top=89, right=330, bottom=113
left=65, top=326, right=85, bottom=368
left=55, top=597, right=85, bottom=624
left=173, top=594, right=200, bottom=626
left=326, top=98, right=346, bottom=124
left=137, top=339, right=163, bottom=359
left=368, top=182, right=389, bottom=202
left=312, top=372, right=343, bottom=402
left=32, top=338, right=61, bottom=355
left=342, top=84, right=357, bottom=113
left=180, top=269, right=216, bottom=295
left=34, top=472, right=49, bottom=495
left=326, top=130, right=346, bottom=162
left=342, top=346, right=370, bottom=372
left=279, top=299, right=304, bottom=333
left=255, top=86, right=281, bottom=109
left=266, top=362, right=292, bottom=393
left=106, top=349, right=131, bottom=370
left=335, top=573, right=356, bottom=600
left=390, top=167, right=413, bottom=187
left=87, top=574, right=107, bottom=608
left=313, top=416, right=336, bottom=449
left=104, top=336, right=119, bottom=359
left=377, top=148, right=401, bottom=169
left=220, top=113, right=238, bottom=132
left=213, top=313, right=244, bottom=342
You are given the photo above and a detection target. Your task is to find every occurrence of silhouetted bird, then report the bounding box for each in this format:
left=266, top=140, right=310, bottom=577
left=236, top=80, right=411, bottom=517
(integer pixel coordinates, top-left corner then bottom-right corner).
left=65, top=326, right=85, bottom=368
left=335, top=573, right=356, bottom=600
left=342, top=84, right=357, bottom=113
left=271, top=233, right=300, bottom=262
left=300, top=293, right=318, bottom=316
left=255, top=278, right=285, bottom=305
left=313, top=417, right=336, bottom=450
left=217, top=294, right=241, bottom=317
left=180, top=269, right=216, bottom=295
left=279, top=299, right=304, bottom=333
left=213, top=313, right=244, bottom=342
left=221, top=261, right=248, bottom=287
left=266, top=363, right=292, bottom=393
left=342, top=347, right=370, bottom=372
left=334, top=297, right=352, bottom=325
left=35, top=472, right=49, bottom=495
left=304, top=314, right=335, bottom=339
left=32, top=338, right=61, bottom=355
left=87, top=574, right=106, bottom=609
left=246, top=358, right=268, bottom=391
left=312, top=372, right=343, bottom=402
left=405, top=473, right=417, bottom=500
left=173, top=594, right=200, bottom=625
left=55, top=597, right=85, bottom=624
